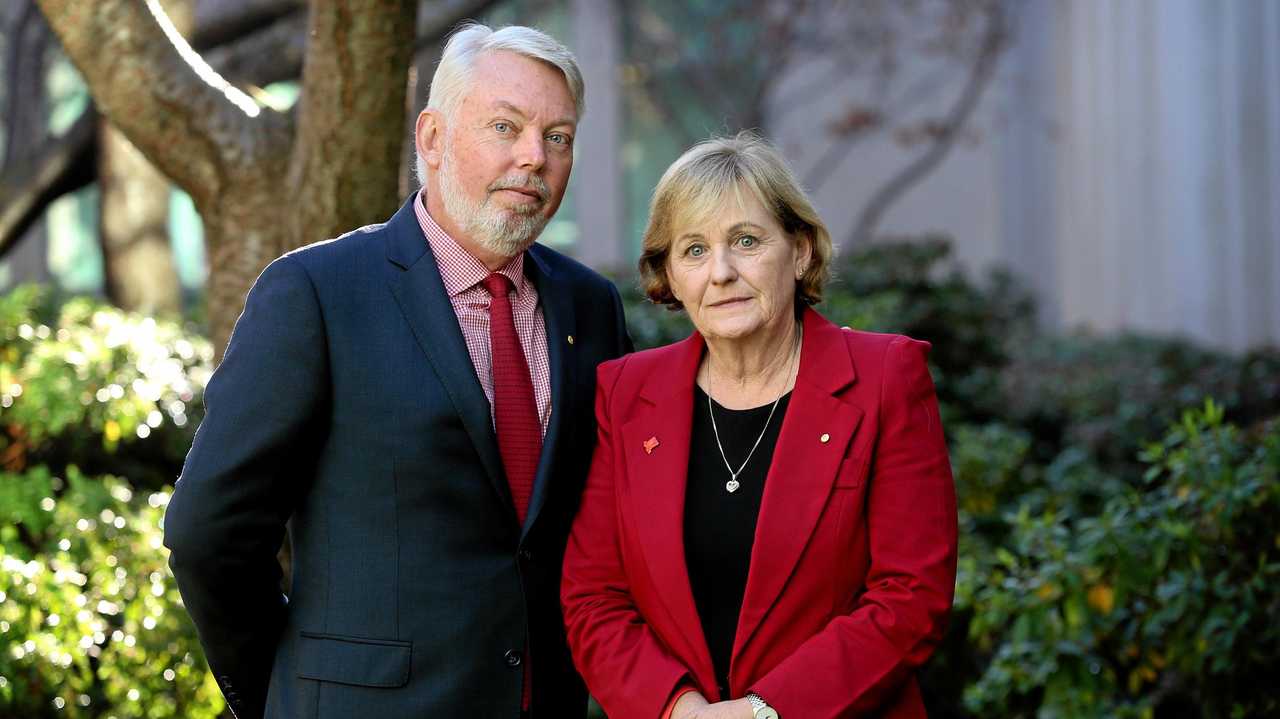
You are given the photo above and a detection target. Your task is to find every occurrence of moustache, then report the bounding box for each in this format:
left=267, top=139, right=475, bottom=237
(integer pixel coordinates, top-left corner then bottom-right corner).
left=488, top=175, right=550, bottom=202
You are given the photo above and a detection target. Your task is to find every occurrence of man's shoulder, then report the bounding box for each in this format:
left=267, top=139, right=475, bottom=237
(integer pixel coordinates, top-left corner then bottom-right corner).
left=282, top=220, right=390, bottom=270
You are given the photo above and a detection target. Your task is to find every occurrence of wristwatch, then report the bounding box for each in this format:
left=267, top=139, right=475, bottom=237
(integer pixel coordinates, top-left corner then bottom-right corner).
left=746, top=692, right=779, bottom=719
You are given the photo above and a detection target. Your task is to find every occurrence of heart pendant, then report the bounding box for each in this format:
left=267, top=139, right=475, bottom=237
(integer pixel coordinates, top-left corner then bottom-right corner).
left=725, top=479, right=740, bottom=493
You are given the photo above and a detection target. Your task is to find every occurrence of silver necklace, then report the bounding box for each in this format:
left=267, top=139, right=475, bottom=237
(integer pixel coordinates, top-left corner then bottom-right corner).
left=706, top=327, right=801, bottom=494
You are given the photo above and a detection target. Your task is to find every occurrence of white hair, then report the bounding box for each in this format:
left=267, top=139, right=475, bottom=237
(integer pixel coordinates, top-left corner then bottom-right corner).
left=416, top=22, right=585, bottom=185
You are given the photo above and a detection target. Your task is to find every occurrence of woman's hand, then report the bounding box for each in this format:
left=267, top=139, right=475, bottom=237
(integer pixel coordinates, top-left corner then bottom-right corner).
left=670, top=690, right=708, bottom=719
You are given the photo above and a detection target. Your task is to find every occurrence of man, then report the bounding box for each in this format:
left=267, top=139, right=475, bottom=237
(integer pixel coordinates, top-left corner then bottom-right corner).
left=164, top=23, right=631, bottom=719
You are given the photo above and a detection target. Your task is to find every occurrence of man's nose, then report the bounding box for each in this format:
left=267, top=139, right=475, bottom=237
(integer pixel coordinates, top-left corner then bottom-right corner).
left=514, top=131, right=547, bottom=172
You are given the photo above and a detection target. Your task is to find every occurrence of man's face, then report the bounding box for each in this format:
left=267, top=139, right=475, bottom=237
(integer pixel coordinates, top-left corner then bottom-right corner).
left=423, top=51, right=577, bottom=261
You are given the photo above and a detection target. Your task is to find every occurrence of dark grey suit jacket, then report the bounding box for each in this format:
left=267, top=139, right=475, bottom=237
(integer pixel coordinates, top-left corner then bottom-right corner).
left=164, top=197, right=632, bottom=718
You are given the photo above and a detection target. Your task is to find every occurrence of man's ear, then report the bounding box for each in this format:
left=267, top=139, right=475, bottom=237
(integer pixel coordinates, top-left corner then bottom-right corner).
left=415, top=109, right=445, bottom=170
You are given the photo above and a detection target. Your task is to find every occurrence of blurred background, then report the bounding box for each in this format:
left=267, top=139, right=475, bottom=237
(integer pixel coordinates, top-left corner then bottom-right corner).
left=1, top=1, right=1277, bottom=717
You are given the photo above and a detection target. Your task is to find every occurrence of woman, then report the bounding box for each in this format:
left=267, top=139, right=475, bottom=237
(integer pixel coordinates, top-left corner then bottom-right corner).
left=561, top=133, right=957, bottom=719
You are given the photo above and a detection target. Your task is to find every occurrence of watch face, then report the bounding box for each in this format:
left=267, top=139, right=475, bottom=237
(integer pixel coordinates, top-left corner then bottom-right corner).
left=758, top=709, right=779, bottom=719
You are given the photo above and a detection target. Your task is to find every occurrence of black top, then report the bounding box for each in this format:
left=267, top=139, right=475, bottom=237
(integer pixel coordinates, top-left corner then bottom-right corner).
left=684, top=384, right=792, bottom=697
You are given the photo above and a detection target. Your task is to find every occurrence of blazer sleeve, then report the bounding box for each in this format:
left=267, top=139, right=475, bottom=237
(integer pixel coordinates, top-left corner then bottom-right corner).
left=561, top=359, right=693, bottom=719
left=750, top=336, right=958, bottom=717
left=164, top=255, right=329, bottom=719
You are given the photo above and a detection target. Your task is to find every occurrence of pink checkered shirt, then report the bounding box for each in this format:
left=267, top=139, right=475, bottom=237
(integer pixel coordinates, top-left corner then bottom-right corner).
left=413, top=191, right=552, bottom=435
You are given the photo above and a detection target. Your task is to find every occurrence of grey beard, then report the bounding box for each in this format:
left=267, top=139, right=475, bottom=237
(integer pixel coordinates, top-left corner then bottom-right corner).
left=438, top=150, right=550, bottom=259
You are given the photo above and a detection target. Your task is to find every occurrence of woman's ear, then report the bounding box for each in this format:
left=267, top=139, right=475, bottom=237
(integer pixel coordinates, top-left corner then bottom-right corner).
left=794, top=230, right=814, bottom=280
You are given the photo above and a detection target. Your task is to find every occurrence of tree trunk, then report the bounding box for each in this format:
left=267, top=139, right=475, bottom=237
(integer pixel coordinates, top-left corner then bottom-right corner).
left=37, top=0, right=416, bottom=357
left=97, top=0, right=192, bottom=315
left=99, top=124, right=181, bottom=313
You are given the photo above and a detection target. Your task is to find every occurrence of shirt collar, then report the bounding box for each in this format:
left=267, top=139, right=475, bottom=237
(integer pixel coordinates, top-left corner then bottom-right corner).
left=414, top=190, right=526, bottom=298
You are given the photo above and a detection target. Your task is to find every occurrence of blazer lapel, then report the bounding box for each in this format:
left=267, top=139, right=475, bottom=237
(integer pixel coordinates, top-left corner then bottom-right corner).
left=622, top=332, right=718, bottom=693
left=732, top=309, right=863, bottom=663
left=521, top=245, right=575, bottom=538
left=385, top=199, right=511, bottom=513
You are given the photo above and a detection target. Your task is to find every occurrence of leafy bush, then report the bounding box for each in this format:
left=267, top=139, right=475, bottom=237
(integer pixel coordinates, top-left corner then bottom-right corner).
left=0, top=286, right=219, bottom=718
left=958, top=402, right=1280, bottom=719
left=1000, top=333, right=1280, bottom=472
left=0, top=285, right=211, bottom=489
left=0, top=468, right=224, bottom=718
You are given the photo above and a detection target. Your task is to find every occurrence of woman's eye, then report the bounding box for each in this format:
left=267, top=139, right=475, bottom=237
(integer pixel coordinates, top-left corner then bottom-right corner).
left=688, top=245, right=705, bottom=258
left=737, top=234, right=758, bottom=248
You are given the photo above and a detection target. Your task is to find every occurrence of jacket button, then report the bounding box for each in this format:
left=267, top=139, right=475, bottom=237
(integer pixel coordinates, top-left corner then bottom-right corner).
left=518, top=548, right=533, bottom=562
left=504, top=649, right=523, bottom=668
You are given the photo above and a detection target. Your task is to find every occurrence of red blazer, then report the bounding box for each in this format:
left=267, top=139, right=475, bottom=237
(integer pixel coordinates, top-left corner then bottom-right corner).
left=561, top=308, right=957, bottom=719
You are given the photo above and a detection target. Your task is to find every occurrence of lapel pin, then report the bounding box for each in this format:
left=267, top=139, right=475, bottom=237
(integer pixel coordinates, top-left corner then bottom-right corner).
left=567, top=335, right=575, bottom=345
left=820, top=433, right=830, bottom=443
left=643, top=436, right=659, bottom=454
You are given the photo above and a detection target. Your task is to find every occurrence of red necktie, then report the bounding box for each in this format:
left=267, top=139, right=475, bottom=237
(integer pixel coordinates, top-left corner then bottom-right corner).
left=482, top=272, right=541, bottom=525
left=482, top=272, right=539, bottom=710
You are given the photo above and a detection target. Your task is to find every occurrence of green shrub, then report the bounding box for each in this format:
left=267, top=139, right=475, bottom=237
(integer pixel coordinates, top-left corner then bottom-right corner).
left=960, top=402, right=1280, bottom=719
left=0, top=467, right=224, bottom=718
left=0, top=286, right=220, bottom=718
left=0, top=285, right=211, bottom=489
left=1000, top=333, right=1280, bottom=473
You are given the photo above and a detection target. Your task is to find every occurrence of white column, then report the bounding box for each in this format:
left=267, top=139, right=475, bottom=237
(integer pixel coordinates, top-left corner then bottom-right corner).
left=570, top=0, right=625, bottom=271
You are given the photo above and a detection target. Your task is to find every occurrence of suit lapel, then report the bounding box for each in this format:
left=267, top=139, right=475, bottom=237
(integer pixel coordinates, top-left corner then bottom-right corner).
left=521, top=245, right=575, bottom=538
left=732, top=309, right=862, bottom=663
left=623, top=332, right=718, bottom=691
left=385, top=199, right=511, bottom=513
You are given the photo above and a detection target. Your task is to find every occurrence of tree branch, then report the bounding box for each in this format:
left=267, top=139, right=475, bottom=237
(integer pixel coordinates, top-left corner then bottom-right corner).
left=203, top=0, right=505, bottom=90
left=203, top=9, right=307, bottom=87
left=190, top=0, right=302, bottom=51
left=0, top=110, right=96, bottom=259
left=847, top=0, right=1007, bottom=246
left=35, top=0, right=290, bottom=207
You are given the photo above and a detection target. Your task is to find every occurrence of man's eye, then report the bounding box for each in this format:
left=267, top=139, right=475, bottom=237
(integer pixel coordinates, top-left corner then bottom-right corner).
left=494, top=122, right=511, bottom=133
left=547, top=133, right=569, bottom=145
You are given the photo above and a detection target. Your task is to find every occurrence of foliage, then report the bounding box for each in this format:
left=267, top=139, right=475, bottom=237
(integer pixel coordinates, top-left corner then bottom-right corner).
left=0, top=286, right=219, bottom=717
left=0, top=466, right=224, bottom=718
left=0, top=285, right=212, bottom=489
left=1000, top=332, right=1280, bottom=471
left=958, top=403, right=1280, bottom=718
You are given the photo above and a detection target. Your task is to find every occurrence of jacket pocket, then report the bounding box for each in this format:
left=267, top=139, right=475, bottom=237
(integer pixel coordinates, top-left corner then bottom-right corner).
left=834, top=452, right=870, bottom=489
left=297, top=632, right=411, bottom=688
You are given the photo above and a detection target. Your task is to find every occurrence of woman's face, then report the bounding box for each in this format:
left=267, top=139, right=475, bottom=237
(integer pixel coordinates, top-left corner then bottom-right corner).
left=666, top=189, right=811, bottom=345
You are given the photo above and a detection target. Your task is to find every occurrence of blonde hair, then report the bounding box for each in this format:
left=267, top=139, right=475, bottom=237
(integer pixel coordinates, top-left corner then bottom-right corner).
left=638, top=132, right=833, bottom=309
left=416, top=22, right=585, bottom=184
